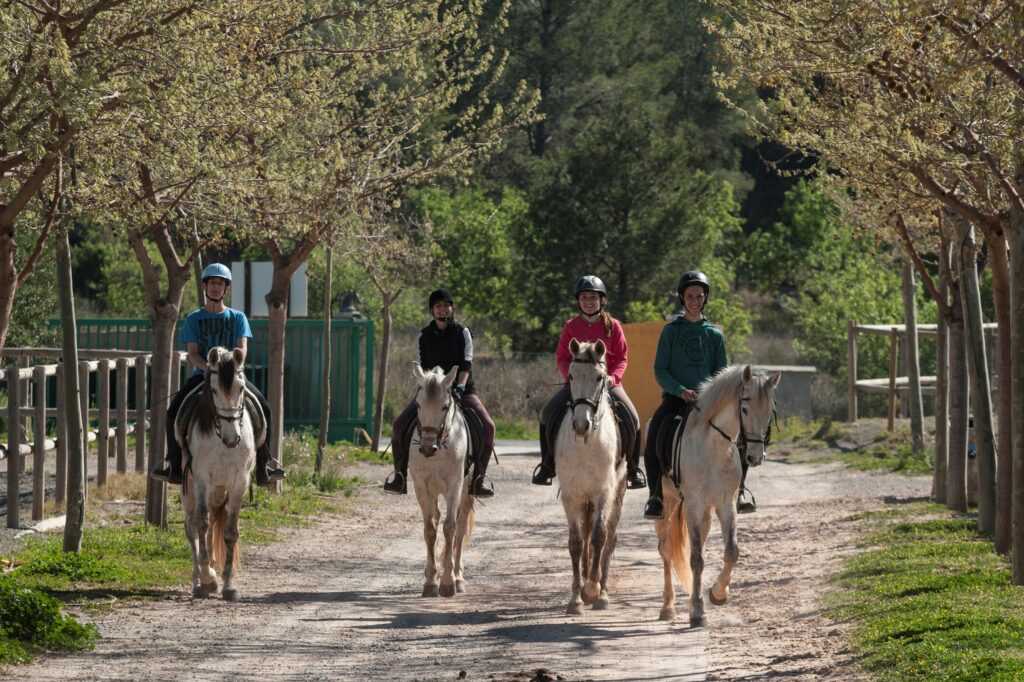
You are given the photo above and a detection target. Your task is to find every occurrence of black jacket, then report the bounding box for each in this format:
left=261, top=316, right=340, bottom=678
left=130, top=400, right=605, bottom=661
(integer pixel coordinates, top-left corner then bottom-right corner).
left=417, top=320, right=476, bottom=394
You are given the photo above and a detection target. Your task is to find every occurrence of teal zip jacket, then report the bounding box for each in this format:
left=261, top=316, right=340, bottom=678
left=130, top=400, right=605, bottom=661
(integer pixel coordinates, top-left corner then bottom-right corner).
left=653, top=315, right=728, bottom=396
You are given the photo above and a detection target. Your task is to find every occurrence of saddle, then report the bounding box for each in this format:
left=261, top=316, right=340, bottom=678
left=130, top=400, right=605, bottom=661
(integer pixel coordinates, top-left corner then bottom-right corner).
left=175, top=382, right=268, bottom=453
left=401, top=402, right=487, bottom=476
left=546, top=394, right=635, bottom=464
left=655, top=406, right=694, bottom=487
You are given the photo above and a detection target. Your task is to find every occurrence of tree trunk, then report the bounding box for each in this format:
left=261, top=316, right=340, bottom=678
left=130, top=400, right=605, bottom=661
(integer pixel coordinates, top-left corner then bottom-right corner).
left=988, top=229, right=1013, bottom=554
left=56, top=225, right=84, bottom=552
left=901, top=261, right=925, bottom=452
left=934, top=273, right=948, bottom=503
left=1008, top=150, right=1024, bottom=584
left=266, top=270, right=291, bottom=465
left=959, top=222, right=997, bottom=534
left=371, top=291, right=393, bottom=452
left=316, top=245, right=333, bottom=477
left=946, top=280, right=969, bottom=513
left=145, top=313, right=177, bottom=526
left=0, top=236, right=19, bottom=353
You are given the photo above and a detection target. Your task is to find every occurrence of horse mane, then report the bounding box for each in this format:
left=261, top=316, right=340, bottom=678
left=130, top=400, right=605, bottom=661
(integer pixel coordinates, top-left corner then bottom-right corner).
left=695, top=364, right=775, bottom=416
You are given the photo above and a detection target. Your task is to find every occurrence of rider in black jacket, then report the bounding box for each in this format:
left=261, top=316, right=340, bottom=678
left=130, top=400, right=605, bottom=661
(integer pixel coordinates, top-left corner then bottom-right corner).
left=383, top=289, right=496, bottom=498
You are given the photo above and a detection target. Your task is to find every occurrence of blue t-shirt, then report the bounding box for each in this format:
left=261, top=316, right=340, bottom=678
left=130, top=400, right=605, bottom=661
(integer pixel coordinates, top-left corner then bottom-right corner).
left=180, top=308, right=253, bottom=376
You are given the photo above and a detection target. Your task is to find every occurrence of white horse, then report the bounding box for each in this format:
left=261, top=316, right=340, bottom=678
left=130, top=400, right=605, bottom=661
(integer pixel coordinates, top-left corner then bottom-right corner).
left=409, top=364, right=476, bottom=598
left=179, top=347, right=262, bottom=601
left=656, top=365, right=780, bottom=627
left=555, top=339, right=627, bottom=615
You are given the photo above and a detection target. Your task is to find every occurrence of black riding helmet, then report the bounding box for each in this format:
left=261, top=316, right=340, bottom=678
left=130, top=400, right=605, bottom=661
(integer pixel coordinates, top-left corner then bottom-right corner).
left=428, top=289, right=455, bottom=308
left=574, top=275, right=606, bottom=298
left=677, top=271, right=710, bottom=299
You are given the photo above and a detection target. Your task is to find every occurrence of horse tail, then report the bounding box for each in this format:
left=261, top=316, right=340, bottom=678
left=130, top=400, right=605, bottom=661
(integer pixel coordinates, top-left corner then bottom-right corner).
left=663, top=484, right=692, bottom=589
left=462, top=498, right=476, bottom=550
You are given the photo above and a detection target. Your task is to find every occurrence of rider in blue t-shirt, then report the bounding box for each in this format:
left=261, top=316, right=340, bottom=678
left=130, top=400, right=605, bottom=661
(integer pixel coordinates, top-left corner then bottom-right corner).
left=151, top=263, right=285, bottom=486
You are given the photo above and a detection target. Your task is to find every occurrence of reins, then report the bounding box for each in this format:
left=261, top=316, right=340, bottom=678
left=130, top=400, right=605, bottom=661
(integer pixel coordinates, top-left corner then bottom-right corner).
left=695, top=394, right=775, bottom=459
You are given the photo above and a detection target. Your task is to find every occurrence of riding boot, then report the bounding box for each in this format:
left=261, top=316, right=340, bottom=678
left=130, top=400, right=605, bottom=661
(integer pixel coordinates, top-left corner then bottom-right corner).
left=626, top=437, right=647, bottom=489
left=532, top=423, right=556, bottom=485
left=469, top=449, right=495, bottom=498
left=384, top=436, right=409, bottom=495
left=151, top=455, right=183, bottom=485
left=643, top=471, right=664, bottom=519
left=255, top=441, right=286, bottom=487
left=737, top=459, right=756, bottom=513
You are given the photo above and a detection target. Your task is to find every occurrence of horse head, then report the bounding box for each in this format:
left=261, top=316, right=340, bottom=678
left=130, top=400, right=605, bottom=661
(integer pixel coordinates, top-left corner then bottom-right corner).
left=413, top=363, right=458, bottom=457
left=568, top=338, right=609, bottom=437
left=203, top=347, right=248, bottom=448
left=738, top=365, right=781, bottom=467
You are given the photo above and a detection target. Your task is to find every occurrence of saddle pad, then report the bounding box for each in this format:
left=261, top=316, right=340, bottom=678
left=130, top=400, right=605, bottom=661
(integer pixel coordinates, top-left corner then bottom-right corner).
left=656, top=414, right=684, bottom=484
left=175, top=384, right=267, bottom=450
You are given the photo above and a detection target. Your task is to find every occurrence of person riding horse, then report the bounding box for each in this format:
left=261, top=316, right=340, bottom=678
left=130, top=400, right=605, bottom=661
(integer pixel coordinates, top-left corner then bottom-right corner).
left=384, top=289, right=496, bottom=498
left=533, top=275, right=646, bottom=490
left=642, top=270, right=759, bottom=519
left=151, top=263, right=285, bottom=487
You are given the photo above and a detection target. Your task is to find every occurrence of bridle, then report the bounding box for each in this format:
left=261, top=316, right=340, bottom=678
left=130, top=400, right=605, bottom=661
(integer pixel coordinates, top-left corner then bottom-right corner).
left=699, top=394, right=776, bottom=461
left=416, top=386, right=455, bottom=456
left=210, top=369, right=246, bottom=448
left=568, top=356, right=609, bottom=439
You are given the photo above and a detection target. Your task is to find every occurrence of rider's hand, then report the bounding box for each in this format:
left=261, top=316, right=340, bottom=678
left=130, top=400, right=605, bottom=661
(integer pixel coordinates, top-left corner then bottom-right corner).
left=681, top=388, right=698, bottom=402
left=453, top=383, right=465, bottom=401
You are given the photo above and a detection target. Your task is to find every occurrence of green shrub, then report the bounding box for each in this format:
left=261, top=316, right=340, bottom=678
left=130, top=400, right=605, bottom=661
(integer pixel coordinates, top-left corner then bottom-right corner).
left=0, top=578, right=98, bottom=662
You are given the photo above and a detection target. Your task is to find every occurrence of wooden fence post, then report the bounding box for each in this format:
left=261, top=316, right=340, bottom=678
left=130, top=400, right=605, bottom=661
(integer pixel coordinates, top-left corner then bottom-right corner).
left=55, top=364, right=66, bottom=507
left=116, top=358, right=128, bottom=474
left=97, top=359, right=110, bottom=488
left=888, top=327, right=898, bottom=432
left=6, top=366, right=20, bottom=528
left=78, top=361, right=89, bottom=503
left=18, top=356, right=28, bottom=475
left=32, top=365, right=46, bottom=521
left=135, top=355, right=147, bottom=472
left=847, top=319, right=858, bottom=422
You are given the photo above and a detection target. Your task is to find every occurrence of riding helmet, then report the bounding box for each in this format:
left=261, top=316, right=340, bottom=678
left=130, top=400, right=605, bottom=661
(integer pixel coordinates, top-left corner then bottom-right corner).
left=201, top=263, right=232, bottom=284
left=428, top=289, right=455, bottom=309
left=677, top=271, right=710, bottom=299
left=574, top=275, right=607, bottom=298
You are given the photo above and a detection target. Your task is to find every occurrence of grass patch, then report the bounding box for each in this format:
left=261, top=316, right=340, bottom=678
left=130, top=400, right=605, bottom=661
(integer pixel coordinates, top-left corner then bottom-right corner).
left=776, top=418, right=932, bottom=475
left=830, top=503, right=1024, bottom=680
left=494, top=418, right=533, bottom=440
left=0, top=578, right=98, bottom=664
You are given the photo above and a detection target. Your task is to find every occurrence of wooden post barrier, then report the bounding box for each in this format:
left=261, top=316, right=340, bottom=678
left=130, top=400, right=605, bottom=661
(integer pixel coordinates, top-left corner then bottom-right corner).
left=32, top=365, right=46, bottom=521
left=847, top=319, right=858, bottom=422
left=97, top=359, right=110, bottom=488
left=6, top=366, right=20, bottom=528
left=887, top=328, right=898, bottom=432
left=18, top=356, right=29, bottom=475
left=56, top=364, right=66, bottom=507
left=135, top=354, right=147, bottom=472
left=78, top=361, right=90, bottom=504
left=116, top=358, right=128, bottom=474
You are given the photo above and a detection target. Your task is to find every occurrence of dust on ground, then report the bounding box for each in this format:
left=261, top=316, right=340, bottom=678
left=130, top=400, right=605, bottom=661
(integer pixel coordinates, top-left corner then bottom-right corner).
left=7, top=419, right=929, bottom=681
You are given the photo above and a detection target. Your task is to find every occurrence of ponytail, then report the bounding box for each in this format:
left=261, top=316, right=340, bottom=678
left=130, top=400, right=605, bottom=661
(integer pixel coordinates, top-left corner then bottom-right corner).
left=601, top=311, right=613, bottom=338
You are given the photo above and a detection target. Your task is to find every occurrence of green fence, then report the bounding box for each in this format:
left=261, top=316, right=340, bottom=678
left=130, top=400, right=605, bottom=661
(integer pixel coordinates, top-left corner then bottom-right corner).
left=51, top=318, right=374, bottom=441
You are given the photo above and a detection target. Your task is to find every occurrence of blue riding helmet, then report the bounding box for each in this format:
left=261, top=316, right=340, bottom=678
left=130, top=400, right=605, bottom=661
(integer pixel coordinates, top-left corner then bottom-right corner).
left=201, top=263, right=232, bottom=283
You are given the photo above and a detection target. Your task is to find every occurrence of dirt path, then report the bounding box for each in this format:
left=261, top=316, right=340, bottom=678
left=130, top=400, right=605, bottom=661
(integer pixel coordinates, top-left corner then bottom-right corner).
left=19, top=438, right=929, bottom=681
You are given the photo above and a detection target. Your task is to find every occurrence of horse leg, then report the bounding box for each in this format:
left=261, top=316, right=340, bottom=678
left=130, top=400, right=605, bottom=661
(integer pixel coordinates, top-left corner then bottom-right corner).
left=438, top=485, right=460, bottom=598
left=418, top=492, right=440, bottom=597
left=182, top=492, right=203, bottom=598
left=195, top=493, right=219, bottom=597
left=710, top=503, right=739, bottom=607
left=657, top=516, right=676, bottom=621
left=565, top=513, right=585, bottom=615
left=594, top=485, right=624, bottom=611
left=453, top=485, right=473, bottom=593
left=688, top=507, right=711, bottom=628
left=583, top=503, right=607, bottom=606
left=221, top=501, right=243, bottom=602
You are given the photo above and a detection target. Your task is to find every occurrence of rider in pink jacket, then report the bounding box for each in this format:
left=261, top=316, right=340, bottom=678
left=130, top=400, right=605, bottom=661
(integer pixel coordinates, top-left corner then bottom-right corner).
left=532, top=275, right=646, bottom=490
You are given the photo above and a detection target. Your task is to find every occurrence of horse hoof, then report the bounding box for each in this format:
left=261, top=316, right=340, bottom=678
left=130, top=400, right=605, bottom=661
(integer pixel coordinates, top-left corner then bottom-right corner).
left=659, top=607, right=676, bottom=621
left=709, top=589, right=728, bottom=606
left=439, top=583, right=456, bottom=598
left=422, top=585, right=439, bottom=598
left=593, top=595, right=610, bottom=611
left=455, top=580, right=466, bottom=593
left=222, top=588, right=239, bottom=602
left=690, top=615, right=707, bottom=628
left=566, top=602, right=584, bottom=616
left=192, top=586, right=210, bottom=599
left=581, top=583, right=600, bottom=605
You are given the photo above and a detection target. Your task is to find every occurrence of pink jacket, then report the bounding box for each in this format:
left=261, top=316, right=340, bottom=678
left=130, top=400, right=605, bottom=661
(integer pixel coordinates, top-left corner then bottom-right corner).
left=555, top=315, right=628, bottom=387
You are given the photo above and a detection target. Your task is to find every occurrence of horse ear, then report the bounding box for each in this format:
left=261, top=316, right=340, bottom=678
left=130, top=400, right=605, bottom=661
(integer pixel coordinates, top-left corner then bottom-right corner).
left=769, top=370, right=782, bottom=388
left=232, top=348, right=244, bottom=368
left=443, top=366, right=459, bottom=388
left=569, top=338, right=580, bottom=356
left=207, top=347, right=220, bottom=369
left=413, top=362, right=425, bottom=382
left=742, top=365, right=752, bottom=382
left=594, top=339, right=606, bottom=359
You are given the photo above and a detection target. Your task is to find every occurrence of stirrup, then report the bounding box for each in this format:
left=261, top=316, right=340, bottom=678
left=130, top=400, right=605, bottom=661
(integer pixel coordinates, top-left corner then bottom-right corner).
left=383, top=471, right=407, bottom=495
left=151, top=465, right=182, bottom=485
left=737, top=486, right=757, bottom=514
left=531, top=463, right=554, bottom=486
left=626, top=466, right=647, bottom=490
left=469, top=474, right=494, bottom=498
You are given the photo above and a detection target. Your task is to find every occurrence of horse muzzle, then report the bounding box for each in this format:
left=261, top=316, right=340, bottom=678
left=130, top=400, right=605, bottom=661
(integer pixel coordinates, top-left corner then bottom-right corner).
left=745, top=449, right=766, bottom=467
left=419, top=440, right=440, bottom=457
